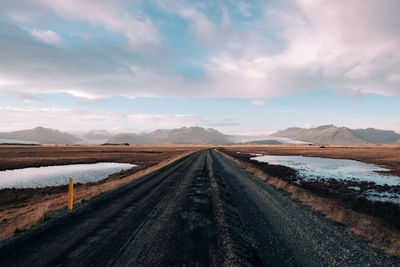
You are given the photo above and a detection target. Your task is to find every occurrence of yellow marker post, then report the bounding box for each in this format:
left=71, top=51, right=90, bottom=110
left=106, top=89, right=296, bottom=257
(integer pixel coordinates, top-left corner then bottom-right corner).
left=68, top=178, right=74, bottom=211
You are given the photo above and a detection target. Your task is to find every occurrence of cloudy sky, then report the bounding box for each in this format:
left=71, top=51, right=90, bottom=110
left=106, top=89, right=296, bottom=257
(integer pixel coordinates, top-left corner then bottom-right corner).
left=1, top=0, right=400, bottom=134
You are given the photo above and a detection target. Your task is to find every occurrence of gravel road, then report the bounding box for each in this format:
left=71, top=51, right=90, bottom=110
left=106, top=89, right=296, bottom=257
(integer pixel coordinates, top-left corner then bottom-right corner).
left=0, top=149, right=398, bottom=266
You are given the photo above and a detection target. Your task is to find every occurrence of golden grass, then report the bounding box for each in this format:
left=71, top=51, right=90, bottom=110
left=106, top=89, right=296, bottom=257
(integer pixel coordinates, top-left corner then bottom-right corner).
left=217, top=149, right=400, bottom=258
left=0, top=145, right=208, bottom=170
left=0, top=146, right=202, bottom=241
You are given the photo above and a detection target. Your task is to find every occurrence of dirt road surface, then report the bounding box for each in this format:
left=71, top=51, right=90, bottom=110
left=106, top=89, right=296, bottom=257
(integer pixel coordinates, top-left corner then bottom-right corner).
left=0, top=150, right=398, bottom=266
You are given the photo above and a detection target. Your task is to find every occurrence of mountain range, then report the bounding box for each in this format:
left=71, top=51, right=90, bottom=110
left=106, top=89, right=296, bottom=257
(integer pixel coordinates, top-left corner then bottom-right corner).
left=0, top=126, right=232, bottom=145
left=0, top=127, right=81, bottom=145
left=84, top=130, right=113, bottom=140
left=108, top=127, right=232, bottom=145
left=239, top=140, right=282, bottom=145
left=1, top=125, right=399, bottom=145
left=272, top=125, right=400, bottom=145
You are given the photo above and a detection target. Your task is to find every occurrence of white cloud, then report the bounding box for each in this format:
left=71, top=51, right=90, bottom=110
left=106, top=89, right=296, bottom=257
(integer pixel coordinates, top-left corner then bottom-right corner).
left=202, top=0, right=400, bottom=97
left=128, top=114, right=207, bottom=127
left=237, top=1, right=251, bottom=17
left=37, top=0, right=159, bottom=49
left=9, top=13, right=37, bottom=24
left=30, top=29, right=63, bottom=45
left=387, top=73, right=400, bottom=83
left=0, top=0, right=44, bottom=24
left=0, top=108, right=126, bottom=132
left=0, top=108, right=217, bottom=132
left=179, top=8, right=221, bottom=47
left=0, top=0, right=399, bottom=100
left=250, top=100, right=266, bottom=106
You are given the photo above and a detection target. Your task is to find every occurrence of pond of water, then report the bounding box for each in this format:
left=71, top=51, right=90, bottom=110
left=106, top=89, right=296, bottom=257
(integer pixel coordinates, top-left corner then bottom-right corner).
left=252, top=155, right=400, bottom=186
left=252, top=154, right=400, bottom=204
left=0, top=162, right=136, bottom=189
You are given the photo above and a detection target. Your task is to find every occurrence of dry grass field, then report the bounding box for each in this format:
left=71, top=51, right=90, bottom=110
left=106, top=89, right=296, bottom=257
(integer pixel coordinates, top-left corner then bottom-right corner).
left=0, top=145, right=204, bottom=171
left=0, top=145, right=205, bottom=241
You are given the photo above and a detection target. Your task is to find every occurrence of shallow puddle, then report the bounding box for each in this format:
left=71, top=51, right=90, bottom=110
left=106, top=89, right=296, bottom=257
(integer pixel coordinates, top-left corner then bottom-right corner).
left=0, top=162, right=136, bottom=189
left=252, top=154, right=400, bottom=204
left=252, top=154, right=400, bottom=186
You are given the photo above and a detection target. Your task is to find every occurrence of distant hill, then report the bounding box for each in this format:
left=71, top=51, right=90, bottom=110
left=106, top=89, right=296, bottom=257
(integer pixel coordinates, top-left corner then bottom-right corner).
left=0, top=127, right=81, bottom=144
left=5, top=125, right=398, bottom=145
left=108, top=127, right=232, bottom=145
left=272, top=125, right=400, bottom=145
left=84, top=130, right=113, bottom=140
left=107, top=133, right=157, bottom=145
left=149, top=127, right=231, bottom=145
left=240, top=140, right=282, bottom=145
left=351, top=128, right=400, bottom=144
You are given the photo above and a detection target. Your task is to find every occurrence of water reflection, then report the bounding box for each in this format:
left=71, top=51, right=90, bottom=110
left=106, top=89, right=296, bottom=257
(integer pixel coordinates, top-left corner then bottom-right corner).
left=252, top=155, right=400, bottom=186
left=0, top=162, right=136, bottom=189
left=252, top=154, right=400, bottom=204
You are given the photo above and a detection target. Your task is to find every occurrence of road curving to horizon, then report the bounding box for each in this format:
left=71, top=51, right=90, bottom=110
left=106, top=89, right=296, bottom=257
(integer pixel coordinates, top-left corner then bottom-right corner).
left=0, top=149, right=399, bottom=266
